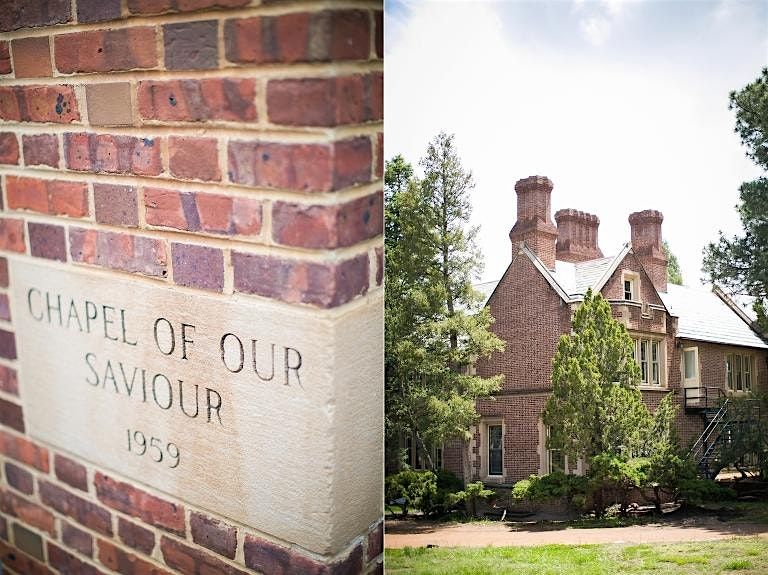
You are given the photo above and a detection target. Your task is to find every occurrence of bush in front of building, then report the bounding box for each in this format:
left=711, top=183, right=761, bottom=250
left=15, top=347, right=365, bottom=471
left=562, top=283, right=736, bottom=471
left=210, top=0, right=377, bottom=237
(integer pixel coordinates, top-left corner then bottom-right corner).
left=512, top=471, right=588, bottom=509
left=678, top=478, right=737, bottom=505
left=385, top=470, right=438, bottom=517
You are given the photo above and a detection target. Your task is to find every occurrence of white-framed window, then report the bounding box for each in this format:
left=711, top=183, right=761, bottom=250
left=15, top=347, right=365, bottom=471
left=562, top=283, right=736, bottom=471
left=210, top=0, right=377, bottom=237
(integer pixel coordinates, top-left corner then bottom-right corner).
left=682, top=346, right=700, bottom=387
left=539, top=423, right=583, bottom=475
left=622, top=271, right=640, bottom=302
left=632, top=337, right=664, bottom=386
left=403, top=436, right=443, bottom=470
left=546, top=426, right=565, bottom=473
left=483, top=421, right=503, bottom=477
left=727, top=353, right=754, bottom=392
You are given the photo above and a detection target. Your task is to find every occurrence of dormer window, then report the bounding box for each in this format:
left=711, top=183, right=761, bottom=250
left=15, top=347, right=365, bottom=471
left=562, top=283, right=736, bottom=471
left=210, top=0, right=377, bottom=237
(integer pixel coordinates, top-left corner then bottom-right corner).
left=624, top=279, right=633, bottom=301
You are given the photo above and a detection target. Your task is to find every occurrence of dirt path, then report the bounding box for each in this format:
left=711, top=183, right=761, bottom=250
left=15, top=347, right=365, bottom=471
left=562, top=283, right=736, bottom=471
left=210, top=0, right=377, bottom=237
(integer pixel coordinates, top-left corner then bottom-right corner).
left=385, top=518, right=768, bottom=548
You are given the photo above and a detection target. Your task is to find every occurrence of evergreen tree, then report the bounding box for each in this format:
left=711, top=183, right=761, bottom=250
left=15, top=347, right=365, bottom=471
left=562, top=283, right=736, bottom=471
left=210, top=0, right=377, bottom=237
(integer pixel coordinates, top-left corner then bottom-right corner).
left=663, top=240, right=683, bottom=285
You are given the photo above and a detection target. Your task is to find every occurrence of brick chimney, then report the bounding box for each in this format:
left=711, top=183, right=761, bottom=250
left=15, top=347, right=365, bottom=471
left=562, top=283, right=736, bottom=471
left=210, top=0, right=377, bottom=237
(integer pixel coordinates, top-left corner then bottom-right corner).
left=554, top=209, right=603, bottom=263
left=628, top=209, right=667, bottom=293
left=509, top=176, right=558, bottom=269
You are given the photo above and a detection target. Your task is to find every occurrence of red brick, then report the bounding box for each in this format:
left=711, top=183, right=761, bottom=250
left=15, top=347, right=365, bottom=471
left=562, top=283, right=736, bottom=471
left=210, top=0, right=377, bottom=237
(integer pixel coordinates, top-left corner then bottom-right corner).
left=62, top=521, right=93, bottom=557
left=0, top=218, right=25, bottom=253
left=164, top=20, right=218, bottom=70
left=330, top=545, right=363, bottom=575
left=268, top=74, right=382, bottom=127
left=228, top=140, right=332, bottom=191
left=95, top=472, right=185, bottom=535
left=0, top=0, right=71, bottom=32
left=118, top=518, right=155, bottom=555
left=0, top=539, right=55, bottom=575
left=272, top=191, right=383, bottom=249
left=48, top=542, right=105, bottom=575
left=77, top=0, right=121, bottom=23
left=64, top=133, right=163, bottom=176
left=98, top=539, right=172, bottom=575
left=7, top=177, right=88, bottom=217
left=0, top=515, right=6, bottom=541
left=137, top=78, right=256, bottom=122
left=375, top=132, right=383, bottom=178
left=161, top=536, right=249, bottom=575
left=29, top=222, right=67, bottom=262
left=243, top=535, right=325, bottom=575
left=0, top=329, right=17, bottom=360
left=0, top=42, right=10, bottom=74
left=0, top=132, right=19, bottom=164
left=197, top=194, right=262, bottom=236
left=40, top=480, right=113, bottom=536
left=0, top=257, right=6, bottom=286
left=333, top=136, right=372, bottom=190
left=128, top=0, right=248, bottom=15
left=55, top=453, right=88, bottom=491
left=231, top=197, right=262, bottom=236
left=0, top=293, right=11, bottom=321
left=0, top=430, right=48, bottom=471
left=0, top=365, right=18, bottom=395
left=190, top=512, right=237, bottom=559
left=144, top=188, right=187, bottom=230
left=70, top=228, right=168, bottom=278
left=169, top=136, right=220, bottom=181
left=12, top=522, right=44, bottom=561
left=232, top=252, right=369, bottom=308
left=225, top=10, right=370, bottom=64
left=5, top=461, right=33, bottom=495
left=55, top=28, right=157, bottom=74
left=0, top=398, right=24, bottom=432
left=11, top=36, right=52, bottom=78
left=0, top=85, right=79, bottom=123
left=375, top=246, right=383, bottom=286
left=0, top=490, right=55, bottom=535
left=23, top=134, right=59, bottom=167
left=171, top=243, right=224, bottom=292
left=375, top=10, right=383, bottom=58
left=367, top=522, right=383, bottom=561
left=95, top=184, right=139, bottom=227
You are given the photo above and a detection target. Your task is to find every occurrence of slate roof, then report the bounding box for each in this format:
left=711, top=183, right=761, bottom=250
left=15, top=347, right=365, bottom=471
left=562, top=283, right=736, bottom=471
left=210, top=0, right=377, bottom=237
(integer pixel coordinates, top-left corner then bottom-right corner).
left=479, top=243, right=768, bottom=350
left=659, top=284, right=768, bottom=349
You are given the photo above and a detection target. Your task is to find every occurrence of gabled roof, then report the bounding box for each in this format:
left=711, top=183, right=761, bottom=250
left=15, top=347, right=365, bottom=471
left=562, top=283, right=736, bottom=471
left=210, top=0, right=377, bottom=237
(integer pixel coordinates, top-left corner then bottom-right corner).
left=659, top=284, right=768, bottom=349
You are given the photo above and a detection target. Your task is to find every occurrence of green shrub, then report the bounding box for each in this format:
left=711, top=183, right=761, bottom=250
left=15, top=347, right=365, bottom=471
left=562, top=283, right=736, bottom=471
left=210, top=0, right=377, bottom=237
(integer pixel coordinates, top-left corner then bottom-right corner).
left=420, top=469, right=464, bottom=517
left=512, top=472, right=588, bottom=502
left=450, top=481, right=495, bottom=517
left=678, top=478, right=737, bottom=505
left=385, top=470, right=437, bottom=517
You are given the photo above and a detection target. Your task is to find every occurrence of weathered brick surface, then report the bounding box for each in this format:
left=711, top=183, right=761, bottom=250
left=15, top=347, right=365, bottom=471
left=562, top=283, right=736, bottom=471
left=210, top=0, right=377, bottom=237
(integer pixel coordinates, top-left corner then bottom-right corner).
left=48, top=542, right=105, bottom=575
left=5, top=461, right=34, bottom=495
left=190, top=511, right=237, bottom=559
left=0, top=132, right=19, bottom=164
left=243, top=534, right=325, bottom=575
left=0, top=398, right=25, bottom=432
left=11, top=37, right=52, bottom=78
left=138, top=79, right=256, bottom=122
left=98, top=539, right=173, bottom=575
left=95, top=472, right=185, bottom=535
left=40, top=480, right=113, bottom=535
left=28, top=222, right=67, bottom=262
left=13, top=522, right=45, bottom=561
left=7, top=177, right=88, bottom=217
left=77, top=0, right=122, bottom=23
left=0, top=218, right=26, bottom=252
left=0, top=539, right=55, bottom=575
left=164, top=21, right=218, bottom=70
left=54, top=453, right=89, bottom=491
left=0, top=293, right=9, bottom=321
left=0, top=0, right=71, bottom=32
left=94, top=184, right=139, bottom=227
left=0, top=490, right=55, bottom=535
left=233, top=252, right=369, bottom=308
left=169, top=136, right=221, bottom=181
left=85, top=83, right=134, bottom=126
left=0, top=430, right=49, bottom=471
left=64, top=133, right=162, bottom=176
left=69, top=228, right=168, bottom=278
left=161, top=536, right=249, bottom=575
left=0, top=257, right=7, bottom=286
left=129, top=0, right=249, bottom=15
left=0, top=42, right=11, bottom=74
left=0, top=329, right=17, bottom=360
left=0, top=365, right=19, bottom=395
left=62, top=521, right=94, bottom=557
left=171, top=243, right=224, bottom=292
left=22, top=134, right=59, bottom=167
left=55, top=28, right=158, bottom=73
left=0, top=85, right=79, bottom=123
left=118, top=518, right=155, bottom=555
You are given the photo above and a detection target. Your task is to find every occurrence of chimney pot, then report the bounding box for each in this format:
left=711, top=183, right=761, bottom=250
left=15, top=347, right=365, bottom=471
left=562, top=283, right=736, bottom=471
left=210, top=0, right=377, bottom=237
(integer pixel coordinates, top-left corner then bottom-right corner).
left=509, top=175, right=558, bottom=269
left=554, top=209, right=603, bottom=263
left=628, top=209, right=667, bottom=293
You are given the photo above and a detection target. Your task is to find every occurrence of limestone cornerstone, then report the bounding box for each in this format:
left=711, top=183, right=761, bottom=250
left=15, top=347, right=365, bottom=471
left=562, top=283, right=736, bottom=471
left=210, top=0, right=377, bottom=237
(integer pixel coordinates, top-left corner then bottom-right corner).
left=0, top=1, right=384, bottom=573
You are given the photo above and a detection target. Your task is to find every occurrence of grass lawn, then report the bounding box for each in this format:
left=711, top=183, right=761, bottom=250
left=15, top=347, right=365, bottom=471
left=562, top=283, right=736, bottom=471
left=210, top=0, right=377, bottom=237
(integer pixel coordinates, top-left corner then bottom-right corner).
left=385, top=537, right=768, bottom=574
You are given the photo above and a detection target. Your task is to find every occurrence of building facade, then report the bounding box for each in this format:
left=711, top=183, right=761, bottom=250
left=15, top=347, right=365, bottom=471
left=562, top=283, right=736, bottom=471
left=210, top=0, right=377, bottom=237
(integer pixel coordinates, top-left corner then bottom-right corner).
left=444, top=175, right=768, bottom=485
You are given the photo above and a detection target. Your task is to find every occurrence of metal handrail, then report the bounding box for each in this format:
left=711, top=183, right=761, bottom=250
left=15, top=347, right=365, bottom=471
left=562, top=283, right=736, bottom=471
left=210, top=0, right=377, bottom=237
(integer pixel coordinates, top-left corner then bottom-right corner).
left=688, top=398, right=729, bottom=462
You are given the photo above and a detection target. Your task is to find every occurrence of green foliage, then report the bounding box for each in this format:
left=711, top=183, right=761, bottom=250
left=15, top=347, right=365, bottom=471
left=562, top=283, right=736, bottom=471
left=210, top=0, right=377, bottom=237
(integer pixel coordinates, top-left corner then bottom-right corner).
left=677, top=478, right=737, bottom=505
left=703, top=69, right=768, bottom=333
left=511, top=472, right=588, bottom=503
left=385, top=134, right=505, bottom=471
left=385, top=470, right=437, bottom=517
left=420, top=469, right=465, bottom=517
left=713, top=395, right=768, bottom=477
left=662, top=240, right=683, bottom=285
left=450, top=481, right=495, bottom=517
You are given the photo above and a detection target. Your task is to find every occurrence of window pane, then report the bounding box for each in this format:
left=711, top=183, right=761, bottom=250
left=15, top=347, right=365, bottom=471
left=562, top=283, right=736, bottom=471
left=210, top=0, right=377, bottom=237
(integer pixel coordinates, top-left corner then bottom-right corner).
left=684, top=350, right=696, bottom=380
left=489, top=425, right=502, bottom=475
left=745, top=356, right=752, bottom=391
left=436, top=447, right=443, bottom=469
left=726, top=355, right=733, bottom=389
left=550, top=449, right=565, bottom=473
left=736, top=355, right=743, bottom=391
left=640, top=340, right=648, bottom=383
left=624, top=280, right=632, bottom=300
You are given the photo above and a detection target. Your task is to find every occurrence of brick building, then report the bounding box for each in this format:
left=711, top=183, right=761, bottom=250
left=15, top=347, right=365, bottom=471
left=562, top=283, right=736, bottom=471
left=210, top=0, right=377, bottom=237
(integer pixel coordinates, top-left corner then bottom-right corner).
left=443, top=175, right=768, bottom=485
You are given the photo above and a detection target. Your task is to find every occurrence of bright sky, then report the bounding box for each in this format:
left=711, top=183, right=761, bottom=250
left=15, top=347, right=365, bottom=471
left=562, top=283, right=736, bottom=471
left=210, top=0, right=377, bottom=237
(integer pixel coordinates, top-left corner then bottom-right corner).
left=385, top=0, right=768, bottom=287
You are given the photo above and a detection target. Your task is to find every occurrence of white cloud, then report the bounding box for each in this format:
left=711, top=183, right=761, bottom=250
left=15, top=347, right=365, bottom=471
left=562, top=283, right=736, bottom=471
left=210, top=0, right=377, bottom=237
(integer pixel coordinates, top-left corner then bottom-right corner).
left=580, top=15, right=612, bottom=46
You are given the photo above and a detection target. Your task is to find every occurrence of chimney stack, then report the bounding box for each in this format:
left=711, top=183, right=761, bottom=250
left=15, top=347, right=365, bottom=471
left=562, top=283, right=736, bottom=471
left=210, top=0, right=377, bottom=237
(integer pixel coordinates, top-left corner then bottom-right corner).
left=509, top=176, right=558, bottom=269
left=628, top=209, right=667, bottom=293
left=554, top=209, right=603, bottom=263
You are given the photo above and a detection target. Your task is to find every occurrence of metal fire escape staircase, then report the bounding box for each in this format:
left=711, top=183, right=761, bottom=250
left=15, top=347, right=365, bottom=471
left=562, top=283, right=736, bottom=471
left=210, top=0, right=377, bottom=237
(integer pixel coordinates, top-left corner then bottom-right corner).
left=685, top=387, right=762, bottom=479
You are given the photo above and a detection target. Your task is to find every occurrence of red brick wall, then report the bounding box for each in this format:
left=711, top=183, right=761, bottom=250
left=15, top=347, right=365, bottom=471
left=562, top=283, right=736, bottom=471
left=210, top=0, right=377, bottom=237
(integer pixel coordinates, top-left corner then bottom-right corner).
left=601, top=252, right=665, bottom=307
left=0, top=1, right=383, bottom=573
